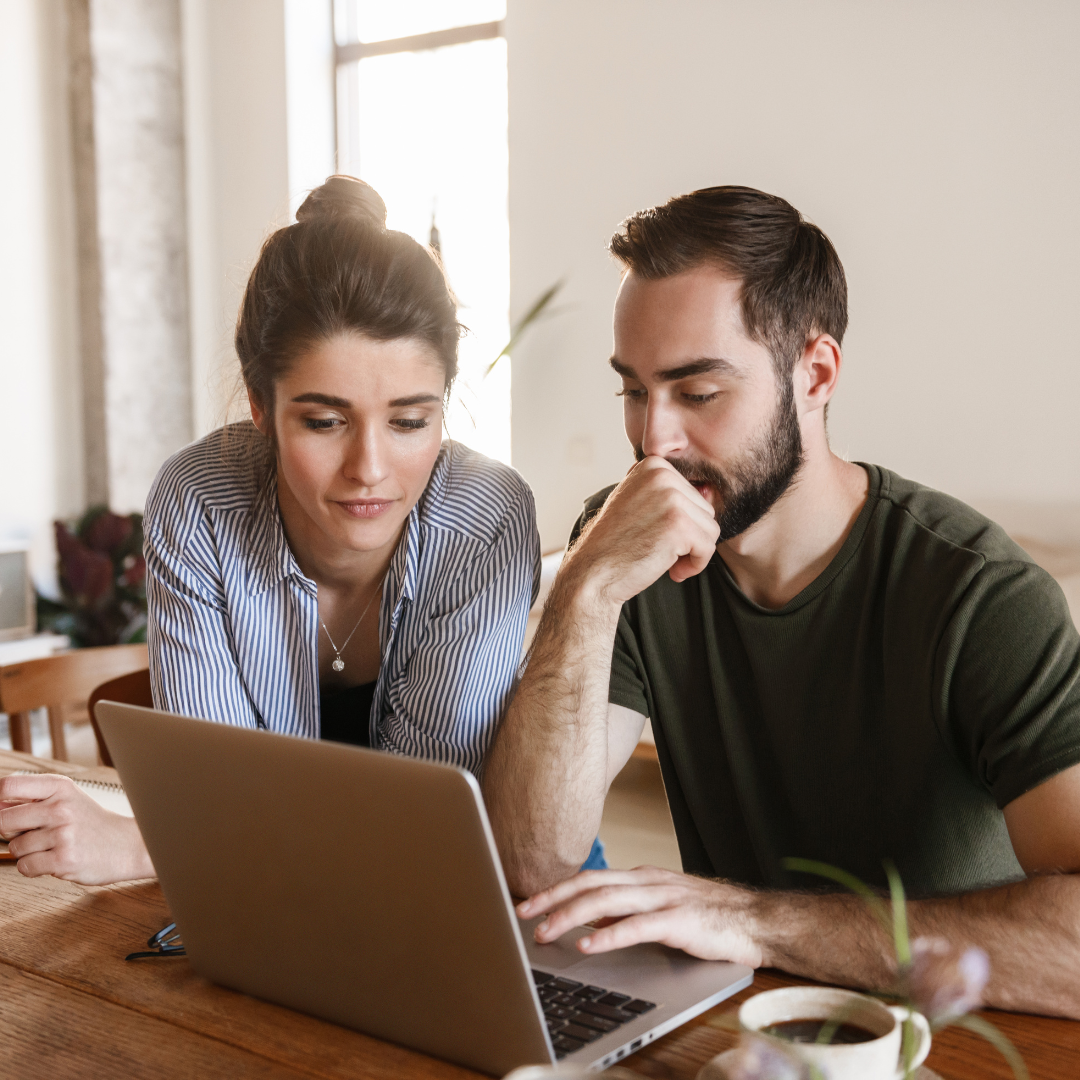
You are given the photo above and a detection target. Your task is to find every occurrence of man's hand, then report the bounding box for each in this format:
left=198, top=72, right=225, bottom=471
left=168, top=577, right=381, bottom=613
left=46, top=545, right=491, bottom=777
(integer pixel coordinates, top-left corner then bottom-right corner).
left=567, top=456, right=720, bottom=606
left=518, top=866, right=764, bottom=967
left=0, top=774, right=154, bottom=886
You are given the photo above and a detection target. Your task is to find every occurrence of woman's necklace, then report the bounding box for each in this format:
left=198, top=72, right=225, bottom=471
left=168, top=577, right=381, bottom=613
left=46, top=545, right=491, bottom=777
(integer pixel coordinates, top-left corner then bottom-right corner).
left=320, top=572, right=387, bottom=673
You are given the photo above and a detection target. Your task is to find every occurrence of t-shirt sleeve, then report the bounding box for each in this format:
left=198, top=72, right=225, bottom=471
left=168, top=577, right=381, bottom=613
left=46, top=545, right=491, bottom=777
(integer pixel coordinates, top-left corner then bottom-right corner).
left=939, top=558, right=1080, bottom=809
left=610, top=610, right=650, bottom=718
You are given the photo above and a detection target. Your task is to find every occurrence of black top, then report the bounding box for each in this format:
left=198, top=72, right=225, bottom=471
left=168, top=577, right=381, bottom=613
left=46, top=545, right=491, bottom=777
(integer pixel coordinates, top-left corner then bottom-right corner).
left=574, top=464, right=1080, bottom=895
left=319, top=680, right=377, bottom=747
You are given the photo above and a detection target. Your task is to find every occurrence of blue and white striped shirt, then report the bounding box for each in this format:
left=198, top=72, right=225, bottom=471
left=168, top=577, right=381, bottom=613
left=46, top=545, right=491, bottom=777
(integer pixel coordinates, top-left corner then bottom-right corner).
left=144, top=424, right=540, bottom=775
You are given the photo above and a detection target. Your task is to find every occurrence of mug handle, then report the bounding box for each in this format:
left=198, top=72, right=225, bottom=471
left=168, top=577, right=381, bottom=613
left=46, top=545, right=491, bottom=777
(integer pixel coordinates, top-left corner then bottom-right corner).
left=888, top=1006, right=931, bottom=1076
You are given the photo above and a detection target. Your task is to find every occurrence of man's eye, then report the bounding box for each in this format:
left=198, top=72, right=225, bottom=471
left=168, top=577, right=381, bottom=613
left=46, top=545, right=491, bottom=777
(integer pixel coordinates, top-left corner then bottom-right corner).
left=683, top=392, right=720, bottom=404
left=616, top=387, right=646, bottom=401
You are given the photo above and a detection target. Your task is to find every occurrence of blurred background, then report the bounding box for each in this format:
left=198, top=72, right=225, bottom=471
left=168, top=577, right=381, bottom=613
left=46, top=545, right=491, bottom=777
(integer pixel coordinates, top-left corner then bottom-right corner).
left=2, top=0, right=1079, bottom=595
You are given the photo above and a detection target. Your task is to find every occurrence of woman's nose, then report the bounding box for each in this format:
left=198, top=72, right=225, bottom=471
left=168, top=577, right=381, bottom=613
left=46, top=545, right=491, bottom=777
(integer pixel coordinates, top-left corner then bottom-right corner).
left=342, top=425, right=389, bottom=488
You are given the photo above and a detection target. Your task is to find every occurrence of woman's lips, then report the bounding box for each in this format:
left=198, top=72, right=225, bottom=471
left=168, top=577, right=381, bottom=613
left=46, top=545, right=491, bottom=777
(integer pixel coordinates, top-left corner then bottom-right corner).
left=336, top=499, right=395, bottom=519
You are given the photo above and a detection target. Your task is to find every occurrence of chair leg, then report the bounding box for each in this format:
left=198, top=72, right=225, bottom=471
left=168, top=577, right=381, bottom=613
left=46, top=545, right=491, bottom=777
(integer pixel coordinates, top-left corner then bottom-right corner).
left=9, top=712, right=33, bottom=754
left=47, top=706, right=68, bottom=762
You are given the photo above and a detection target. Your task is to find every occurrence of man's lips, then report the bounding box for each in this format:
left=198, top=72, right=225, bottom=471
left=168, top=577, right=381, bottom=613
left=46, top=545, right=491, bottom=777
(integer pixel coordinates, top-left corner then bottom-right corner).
left=335, top=499, right=396, bottom=519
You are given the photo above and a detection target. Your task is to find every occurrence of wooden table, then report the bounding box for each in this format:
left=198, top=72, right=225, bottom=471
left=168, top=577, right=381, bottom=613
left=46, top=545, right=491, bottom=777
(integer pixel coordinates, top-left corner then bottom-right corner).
left=1, top=750, right=1077, bottom=1079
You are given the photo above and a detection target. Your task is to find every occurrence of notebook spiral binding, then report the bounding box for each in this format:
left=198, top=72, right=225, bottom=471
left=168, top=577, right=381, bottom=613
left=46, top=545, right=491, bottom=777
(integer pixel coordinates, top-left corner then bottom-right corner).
left=12, top=769, right=126, bottom=793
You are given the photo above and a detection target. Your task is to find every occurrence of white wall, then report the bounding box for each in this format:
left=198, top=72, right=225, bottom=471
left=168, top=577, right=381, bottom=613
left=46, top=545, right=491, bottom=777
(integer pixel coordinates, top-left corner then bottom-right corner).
left=182, top=0, right=291, bottom=436
left=506, top=1, right=1080, bottom=550
left=182, top=0, right=336, bottom=437
left=0, top=0, right=84, bottom=593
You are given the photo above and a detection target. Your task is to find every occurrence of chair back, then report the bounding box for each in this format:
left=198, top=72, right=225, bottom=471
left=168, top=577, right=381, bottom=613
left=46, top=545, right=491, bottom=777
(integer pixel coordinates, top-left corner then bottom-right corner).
left=0, top=643, right=149, bottom=761
left=88, top=668, right=153, bottom=768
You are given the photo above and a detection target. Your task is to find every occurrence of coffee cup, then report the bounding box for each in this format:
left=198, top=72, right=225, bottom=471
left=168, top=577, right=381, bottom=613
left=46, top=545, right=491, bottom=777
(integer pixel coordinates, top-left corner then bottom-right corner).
left=725, top=986, right=931, bottom=1080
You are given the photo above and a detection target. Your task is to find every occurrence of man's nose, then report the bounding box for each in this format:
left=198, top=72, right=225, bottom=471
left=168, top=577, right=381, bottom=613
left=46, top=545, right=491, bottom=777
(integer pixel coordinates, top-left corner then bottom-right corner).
left=640, top=400, right=687, bottom=459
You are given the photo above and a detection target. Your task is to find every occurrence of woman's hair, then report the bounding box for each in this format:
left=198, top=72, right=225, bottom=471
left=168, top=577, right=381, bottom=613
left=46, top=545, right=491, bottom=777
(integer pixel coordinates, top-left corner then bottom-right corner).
left=235, top=176, right=460, bottom=417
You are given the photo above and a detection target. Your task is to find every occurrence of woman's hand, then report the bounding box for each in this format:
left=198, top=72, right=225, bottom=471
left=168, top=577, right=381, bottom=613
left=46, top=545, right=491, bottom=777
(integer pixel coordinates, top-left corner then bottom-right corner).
left=0, top=774, right=155, bottom=886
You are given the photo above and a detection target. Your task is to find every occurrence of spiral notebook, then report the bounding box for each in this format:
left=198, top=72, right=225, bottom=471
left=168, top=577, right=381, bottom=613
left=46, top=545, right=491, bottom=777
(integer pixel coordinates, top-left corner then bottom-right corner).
left=0, top=771, right=132, bottom=861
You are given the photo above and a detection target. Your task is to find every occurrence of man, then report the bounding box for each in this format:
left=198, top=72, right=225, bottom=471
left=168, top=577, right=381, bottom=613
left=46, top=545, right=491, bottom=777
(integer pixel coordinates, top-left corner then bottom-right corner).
left=483, top=186, right=1080, bottom=1017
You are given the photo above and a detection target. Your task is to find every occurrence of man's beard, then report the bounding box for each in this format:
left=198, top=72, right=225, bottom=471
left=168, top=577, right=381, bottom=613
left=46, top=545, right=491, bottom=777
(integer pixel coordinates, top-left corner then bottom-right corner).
left=636, top=381, right=804, bottom=541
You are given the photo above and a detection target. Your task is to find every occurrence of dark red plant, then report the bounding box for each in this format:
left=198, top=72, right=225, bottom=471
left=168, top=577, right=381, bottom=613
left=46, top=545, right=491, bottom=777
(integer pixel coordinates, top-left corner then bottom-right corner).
left=37, top=507, right=147, bottom=647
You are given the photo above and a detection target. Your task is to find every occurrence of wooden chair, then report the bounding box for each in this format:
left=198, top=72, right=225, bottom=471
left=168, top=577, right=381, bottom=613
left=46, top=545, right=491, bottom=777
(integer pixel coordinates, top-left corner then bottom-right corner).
left=0, top=644, right=149, bottom=762
left=87, top=667, right=153, bottom=768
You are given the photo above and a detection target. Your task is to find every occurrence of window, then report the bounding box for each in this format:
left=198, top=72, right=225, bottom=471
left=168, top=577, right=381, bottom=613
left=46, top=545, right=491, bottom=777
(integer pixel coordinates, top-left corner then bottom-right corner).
left=334, top=2, right=510, bottom=464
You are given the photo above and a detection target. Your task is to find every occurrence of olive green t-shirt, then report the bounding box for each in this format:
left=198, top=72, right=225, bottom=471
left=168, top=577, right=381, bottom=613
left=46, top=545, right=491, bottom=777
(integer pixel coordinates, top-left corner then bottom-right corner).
left=574, top=465, right=1080, bottom=895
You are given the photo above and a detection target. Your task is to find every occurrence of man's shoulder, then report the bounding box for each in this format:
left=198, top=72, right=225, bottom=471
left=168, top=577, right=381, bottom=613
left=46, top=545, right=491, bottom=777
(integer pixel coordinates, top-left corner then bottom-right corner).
left=872, top=465, right=1034, bottom=569
left=568, top=484, right=619, bottom=547
left=583, top=484, right=619, bottom=515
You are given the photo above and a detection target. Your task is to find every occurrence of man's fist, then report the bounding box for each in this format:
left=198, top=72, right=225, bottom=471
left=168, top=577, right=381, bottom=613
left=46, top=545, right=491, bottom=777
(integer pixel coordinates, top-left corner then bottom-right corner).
left=565, top=455, right=721, bottom=608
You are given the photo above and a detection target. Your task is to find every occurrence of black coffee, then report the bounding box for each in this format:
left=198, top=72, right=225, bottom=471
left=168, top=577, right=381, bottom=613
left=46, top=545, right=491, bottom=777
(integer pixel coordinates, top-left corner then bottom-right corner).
left=761, top=1018, right=878, bottom=1045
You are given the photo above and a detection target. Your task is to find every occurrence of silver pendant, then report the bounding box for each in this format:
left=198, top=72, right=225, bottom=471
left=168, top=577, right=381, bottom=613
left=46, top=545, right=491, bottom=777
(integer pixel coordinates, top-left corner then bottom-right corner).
left=332, top=657, right=345, bottom=672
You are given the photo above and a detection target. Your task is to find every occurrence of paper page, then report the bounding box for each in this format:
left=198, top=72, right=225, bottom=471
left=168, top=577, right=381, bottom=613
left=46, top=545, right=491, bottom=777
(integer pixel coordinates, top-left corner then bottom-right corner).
left=75, top=780, right=134, bottom=817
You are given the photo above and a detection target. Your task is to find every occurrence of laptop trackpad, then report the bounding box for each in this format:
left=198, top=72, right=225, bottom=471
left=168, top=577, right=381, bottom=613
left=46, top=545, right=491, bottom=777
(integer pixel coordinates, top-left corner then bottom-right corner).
left=520, top=916, right=609, bottom=972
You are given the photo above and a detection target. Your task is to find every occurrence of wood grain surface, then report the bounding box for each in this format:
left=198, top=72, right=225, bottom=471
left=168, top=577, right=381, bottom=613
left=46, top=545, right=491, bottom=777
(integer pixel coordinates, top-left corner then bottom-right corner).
left=1, top=749, right=1078, bottom=1079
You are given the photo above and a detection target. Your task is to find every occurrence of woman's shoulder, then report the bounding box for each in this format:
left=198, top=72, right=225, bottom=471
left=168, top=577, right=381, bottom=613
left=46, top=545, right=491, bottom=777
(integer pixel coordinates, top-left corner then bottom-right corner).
left=146, top=423, right=270, bottom=529
left=419, top=441, right=536, bottom=545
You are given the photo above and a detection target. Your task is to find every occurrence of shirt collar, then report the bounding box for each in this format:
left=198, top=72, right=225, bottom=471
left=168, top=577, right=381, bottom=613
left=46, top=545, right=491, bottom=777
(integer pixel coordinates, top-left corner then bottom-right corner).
left=246, top=469, right=309, bottom=596
left=388, top=501, right=420, bottom=611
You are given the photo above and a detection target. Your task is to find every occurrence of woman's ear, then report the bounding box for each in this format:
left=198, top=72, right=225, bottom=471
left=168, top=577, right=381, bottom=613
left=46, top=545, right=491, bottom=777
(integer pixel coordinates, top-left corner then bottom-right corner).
left=248, top=387, right=270, bottom=436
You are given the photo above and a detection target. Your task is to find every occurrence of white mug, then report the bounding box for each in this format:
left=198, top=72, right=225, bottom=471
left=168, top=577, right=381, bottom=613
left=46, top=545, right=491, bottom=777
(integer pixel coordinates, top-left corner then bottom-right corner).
left=733, top=986, right=931, bottom=1080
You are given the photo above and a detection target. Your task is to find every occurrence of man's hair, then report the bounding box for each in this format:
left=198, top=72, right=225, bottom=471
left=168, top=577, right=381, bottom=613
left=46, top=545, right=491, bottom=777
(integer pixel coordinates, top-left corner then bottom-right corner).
left=608, top=185, right=848, bottom=378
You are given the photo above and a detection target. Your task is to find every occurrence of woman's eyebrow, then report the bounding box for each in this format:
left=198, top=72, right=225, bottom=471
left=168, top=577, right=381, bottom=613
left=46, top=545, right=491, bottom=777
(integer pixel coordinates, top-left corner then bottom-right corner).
left=291, top=392, right=351, bottom=407
left=389, top=393, right=442, bottom=407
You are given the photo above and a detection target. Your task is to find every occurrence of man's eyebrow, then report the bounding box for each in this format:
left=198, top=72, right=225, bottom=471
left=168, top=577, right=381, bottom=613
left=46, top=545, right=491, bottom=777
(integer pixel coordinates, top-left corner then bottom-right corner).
left=291, top=392, right=351, bottom=407
left=657, top=357, right=740, bottom=381
left=608, top=356, right=740, bottom=382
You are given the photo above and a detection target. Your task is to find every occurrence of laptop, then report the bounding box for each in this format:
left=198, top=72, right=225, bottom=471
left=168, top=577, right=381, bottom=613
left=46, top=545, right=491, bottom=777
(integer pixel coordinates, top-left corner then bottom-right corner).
left=96, top=702, right=753, bottom=1076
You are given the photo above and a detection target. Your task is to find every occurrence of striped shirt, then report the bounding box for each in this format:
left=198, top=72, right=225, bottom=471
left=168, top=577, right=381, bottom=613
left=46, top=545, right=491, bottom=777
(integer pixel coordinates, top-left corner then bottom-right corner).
left=143, top=423, right=540, bottom=775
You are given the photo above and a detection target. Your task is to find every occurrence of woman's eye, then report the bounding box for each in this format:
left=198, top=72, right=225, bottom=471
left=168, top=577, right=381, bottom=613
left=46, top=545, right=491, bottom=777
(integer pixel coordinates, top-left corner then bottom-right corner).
left=303, top=417, right=340, bottom=430
left=393, top=418, right=429, bottom=431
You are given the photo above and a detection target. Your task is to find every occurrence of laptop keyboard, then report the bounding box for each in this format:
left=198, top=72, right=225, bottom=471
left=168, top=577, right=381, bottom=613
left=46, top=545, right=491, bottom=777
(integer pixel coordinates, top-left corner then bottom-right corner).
left=531, top=970, right=656, bottom=1058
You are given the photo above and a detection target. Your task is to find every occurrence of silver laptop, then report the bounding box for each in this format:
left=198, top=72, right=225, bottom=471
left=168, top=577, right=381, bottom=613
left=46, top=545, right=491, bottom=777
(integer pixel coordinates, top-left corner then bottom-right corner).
left=96, top=703, right=753, bottom=1076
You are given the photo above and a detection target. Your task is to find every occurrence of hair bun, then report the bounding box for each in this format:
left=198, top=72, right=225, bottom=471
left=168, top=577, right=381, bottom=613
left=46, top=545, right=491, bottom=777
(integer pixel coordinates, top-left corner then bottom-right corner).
left=296, top=175, right=387, bottom=229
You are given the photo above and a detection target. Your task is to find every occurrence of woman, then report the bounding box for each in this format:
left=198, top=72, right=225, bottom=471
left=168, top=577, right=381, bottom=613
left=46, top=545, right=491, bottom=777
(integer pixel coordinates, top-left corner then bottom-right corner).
left=0, top=176, right=602, bottom=884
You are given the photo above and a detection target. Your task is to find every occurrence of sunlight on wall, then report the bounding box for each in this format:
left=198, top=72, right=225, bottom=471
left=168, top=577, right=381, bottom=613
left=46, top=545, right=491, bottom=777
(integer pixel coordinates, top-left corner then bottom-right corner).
left=337, top=3, right=511, bottom=463
left=350, top=0, right=504, bottom=42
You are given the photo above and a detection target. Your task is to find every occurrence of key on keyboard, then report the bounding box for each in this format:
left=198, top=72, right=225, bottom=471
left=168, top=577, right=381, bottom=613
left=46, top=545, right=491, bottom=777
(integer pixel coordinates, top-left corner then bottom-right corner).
left=530, top=970, right=656, bottom=1059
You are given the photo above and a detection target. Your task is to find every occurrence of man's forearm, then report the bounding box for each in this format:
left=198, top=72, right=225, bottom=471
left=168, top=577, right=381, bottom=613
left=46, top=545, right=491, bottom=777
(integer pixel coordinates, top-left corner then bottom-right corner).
left=756, top=874, right=1080, bottom=1018
left=484, top=570, right=621, bottom=896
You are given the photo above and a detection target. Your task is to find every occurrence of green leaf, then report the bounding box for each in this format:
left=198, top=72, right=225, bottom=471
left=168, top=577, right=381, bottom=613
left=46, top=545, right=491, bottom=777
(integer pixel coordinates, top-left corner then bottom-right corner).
left=781, top=857, right=893, bottom=936
left=883, top=860, right=911, bottom=965
left=484, top=279, right=565, bottom=377
left=953, top=1015, right=1030, bottom=1080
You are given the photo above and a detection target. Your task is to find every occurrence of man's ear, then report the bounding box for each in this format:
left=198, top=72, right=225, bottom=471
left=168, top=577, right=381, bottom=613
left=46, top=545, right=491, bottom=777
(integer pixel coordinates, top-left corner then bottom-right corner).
left=247, top=387, right=271, bottom=436
left=795, top=333, right=842, bottom=416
